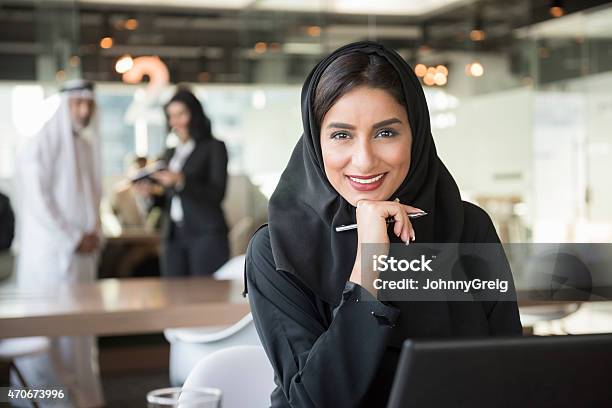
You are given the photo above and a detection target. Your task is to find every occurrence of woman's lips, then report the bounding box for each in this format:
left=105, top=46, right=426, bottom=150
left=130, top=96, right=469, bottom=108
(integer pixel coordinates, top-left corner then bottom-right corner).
left=346, top=173, right=387, bottom=191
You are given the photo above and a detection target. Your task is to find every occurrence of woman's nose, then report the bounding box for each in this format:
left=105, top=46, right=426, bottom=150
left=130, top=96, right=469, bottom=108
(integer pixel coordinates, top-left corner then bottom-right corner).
left=351, top=138, right=378, bottom=172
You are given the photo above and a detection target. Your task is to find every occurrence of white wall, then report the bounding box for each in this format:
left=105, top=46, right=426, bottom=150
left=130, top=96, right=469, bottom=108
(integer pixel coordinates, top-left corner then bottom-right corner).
left=433, top=87, right=533, bottom=199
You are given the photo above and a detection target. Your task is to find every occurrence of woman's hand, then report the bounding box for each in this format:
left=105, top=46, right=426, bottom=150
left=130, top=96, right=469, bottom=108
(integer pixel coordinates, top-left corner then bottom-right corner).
left=349, top=199, right=423, bottom=291
left=151, top=170, right=184, bottom=188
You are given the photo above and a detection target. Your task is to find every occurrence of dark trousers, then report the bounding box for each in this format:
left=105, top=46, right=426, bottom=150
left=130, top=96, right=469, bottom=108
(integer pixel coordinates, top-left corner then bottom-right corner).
left=161, top=222, right=230, bottom=277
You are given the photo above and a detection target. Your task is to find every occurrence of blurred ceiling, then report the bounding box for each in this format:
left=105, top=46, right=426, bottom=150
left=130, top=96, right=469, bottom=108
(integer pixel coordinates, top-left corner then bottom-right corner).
left=78, top=0, right=470, bottom=16
left=0, top=0, right=611, bottom=83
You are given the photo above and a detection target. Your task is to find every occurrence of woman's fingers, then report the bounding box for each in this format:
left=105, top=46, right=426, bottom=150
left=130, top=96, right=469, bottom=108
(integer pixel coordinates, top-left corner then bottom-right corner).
left=396, top=204, right=416, bottom=243
left=402, top=212, right=413, bottom=243
left=385, top=202, right=413, bottom=243
left=398, top=204, right=421, bottom=242
left=393, top=215, right=403, bottom=237
left=355, top=199, right=420, bottom=244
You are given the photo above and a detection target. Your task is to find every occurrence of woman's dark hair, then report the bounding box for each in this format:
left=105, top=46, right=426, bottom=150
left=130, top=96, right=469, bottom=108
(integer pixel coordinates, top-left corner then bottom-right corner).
left=313, top=53, right=406, bottom=128
left=164, top=88, right=213, bottom=143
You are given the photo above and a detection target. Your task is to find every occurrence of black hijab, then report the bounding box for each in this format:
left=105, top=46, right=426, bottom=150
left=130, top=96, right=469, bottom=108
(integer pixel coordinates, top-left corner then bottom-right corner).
left=267, top=41, right=464, bottom=306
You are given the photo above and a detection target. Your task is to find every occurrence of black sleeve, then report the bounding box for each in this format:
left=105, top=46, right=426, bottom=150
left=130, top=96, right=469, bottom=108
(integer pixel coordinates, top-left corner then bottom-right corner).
left=245, top=227, right=399, bottom=408
left=155, top=149, right=174, bottom=209
left=151, top=191, right=167, bottom=209
left=179, top=141, right=228, bottom=206
left=0, top=193, right=15, bottom=250
left=474, top=205, right=523, bottom=336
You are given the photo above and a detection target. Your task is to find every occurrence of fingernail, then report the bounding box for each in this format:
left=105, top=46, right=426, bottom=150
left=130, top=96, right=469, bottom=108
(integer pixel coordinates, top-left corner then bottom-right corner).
left=394, top=198, right=400, bottom=203
left=405, top=240, right=410, bottom=246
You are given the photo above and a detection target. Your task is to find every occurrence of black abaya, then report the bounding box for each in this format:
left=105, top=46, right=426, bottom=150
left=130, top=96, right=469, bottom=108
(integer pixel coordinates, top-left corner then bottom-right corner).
left=246, top=203, right=521, bottom=408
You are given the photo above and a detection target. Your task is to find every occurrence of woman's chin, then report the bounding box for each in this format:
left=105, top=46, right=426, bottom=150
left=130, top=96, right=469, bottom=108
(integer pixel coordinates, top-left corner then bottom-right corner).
left=344, top=190, right=389, bottom=206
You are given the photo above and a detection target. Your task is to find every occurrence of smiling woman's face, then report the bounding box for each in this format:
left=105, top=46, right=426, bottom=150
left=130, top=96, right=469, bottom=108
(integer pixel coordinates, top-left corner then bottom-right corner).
left=320, top=86, right=412, bottom=207
left=166, top=101, right=192, bottom=142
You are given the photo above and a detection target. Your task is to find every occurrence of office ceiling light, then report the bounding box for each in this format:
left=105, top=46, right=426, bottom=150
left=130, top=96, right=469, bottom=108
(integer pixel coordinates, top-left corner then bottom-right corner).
left=550, top=7, right=564, bottom=18
left=256, top=0, right=465, bottom=15
left=115, top=55, right=134, bottom=74
left=470, top=9, right=486, bottom=41
left=423, top=72, right=435, bottom=86
left=416, top=64, right=448, bottom=86
left=433, top=72, right=447, bottom=86
left=79, top=0, right=253, bottom=9
left=549, top=0, right=565, bottom=18
left=79, top=0, right=464, bottom=15
left=125, top=18, right=139, bottom=30
left=414, top=63, right=427, bottom=77
left=436, top=65, right=448, bottom=76
left=469, top=29, right=485, bottom=41
left=100, top=36, right=114, bottom=49
left=254, top=42, right=267, bottom=54
left=306, top=25, right=321, bottom=37
left=465, top=61, right=484, bottom=77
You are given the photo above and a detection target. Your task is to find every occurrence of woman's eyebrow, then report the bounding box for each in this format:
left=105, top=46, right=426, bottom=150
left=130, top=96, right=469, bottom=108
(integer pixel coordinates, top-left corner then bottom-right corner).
left=372, top=118, right=401, bottom=129
left=326, top=118, right=401, bottom=130
left=327, top=122, right=356, bottom=130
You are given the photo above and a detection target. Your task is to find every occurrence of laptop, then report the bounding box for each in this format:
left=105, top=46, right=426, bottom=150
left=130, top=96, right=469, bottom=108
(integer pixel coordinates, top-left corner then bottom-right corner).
left=387, top=334, right=612, bottom=408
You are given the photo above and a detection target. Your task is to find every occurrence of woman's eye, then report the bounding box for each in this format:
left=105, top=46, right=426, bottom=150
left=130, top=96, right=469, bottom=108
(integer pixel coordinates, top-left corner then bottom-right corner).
left=376, top=129, right=397, bottom=138
left=331, top=132, right=350, bottom=140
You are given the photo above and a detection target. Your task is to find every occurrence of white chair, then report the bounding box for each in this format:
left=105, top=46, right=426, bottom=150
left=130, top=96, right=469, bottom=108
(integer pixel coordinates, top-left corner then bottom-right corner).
left=0, top=337, right=50, bottom=408
left=164, top=255, right=262, bottom=386
left=164, top=312, right=262, bottom=386
left=212, top=254, right=246, bottom=280
left=181, top=345, right=275, bottom=408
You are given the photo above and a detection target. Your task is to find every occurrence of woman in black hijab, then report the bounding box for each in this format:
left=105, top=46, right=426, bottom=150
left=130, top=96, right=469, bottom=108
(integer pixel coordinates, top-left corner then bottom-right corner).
left=244, top=41, right=521, bottom=407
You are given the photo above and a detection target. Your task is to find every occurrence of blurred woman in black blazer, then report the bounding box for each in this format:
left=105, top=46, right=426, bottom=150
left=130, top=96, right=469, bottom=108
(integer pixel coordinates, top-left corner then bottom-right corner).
left=152, top=88, right=229, bottom=277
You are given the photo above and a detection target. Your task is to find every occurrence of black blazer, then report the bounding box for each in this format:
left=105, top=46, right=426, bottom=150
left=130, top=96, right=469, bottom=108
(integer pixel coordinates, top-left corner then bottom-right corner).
left=160, top=138, right=229, bottom=238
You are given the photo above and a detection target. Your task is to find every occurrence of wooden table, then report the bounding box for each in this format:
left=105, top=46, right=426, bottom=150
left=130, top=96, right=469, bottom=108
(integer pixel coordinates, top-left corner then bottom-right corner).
left=0, top=277, right=249, bottom=339
left=2, top=277, right=609, bottom=339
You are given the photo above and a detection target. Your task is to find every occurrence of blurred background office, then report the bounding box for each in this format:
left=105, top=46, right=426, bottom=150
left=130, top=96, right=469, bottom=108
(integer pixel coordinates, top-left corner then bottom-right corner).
left=1, top=0, right=612, bottom=406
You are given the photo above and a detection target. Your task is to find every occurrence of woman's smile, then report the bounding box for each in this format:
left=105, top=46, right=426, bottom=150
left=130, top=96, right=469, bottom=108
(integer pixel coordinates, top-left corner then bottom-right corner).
left=346, top=172, right=387, bottom=191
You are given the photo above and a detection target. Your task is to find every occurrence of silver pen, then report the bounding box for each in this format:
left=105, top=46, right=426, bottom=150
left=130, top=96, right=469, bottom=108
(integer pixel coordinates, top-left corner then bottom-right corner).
left=335, top=212, right=428, bottom=232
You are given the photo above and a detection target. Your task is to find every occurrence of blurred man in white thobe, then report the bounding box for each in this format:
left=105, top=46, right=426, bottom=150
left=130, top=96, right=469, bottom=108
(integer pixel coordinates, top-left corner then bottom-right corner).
left=16, top=79, right=105, bottom=407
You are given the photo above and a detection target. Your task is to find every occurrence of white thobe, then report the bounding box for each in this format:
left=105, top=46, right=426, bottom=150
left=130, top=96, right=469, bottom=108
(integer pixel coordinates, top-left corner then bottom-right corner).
left=16, top=100, right=104, bottom=407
